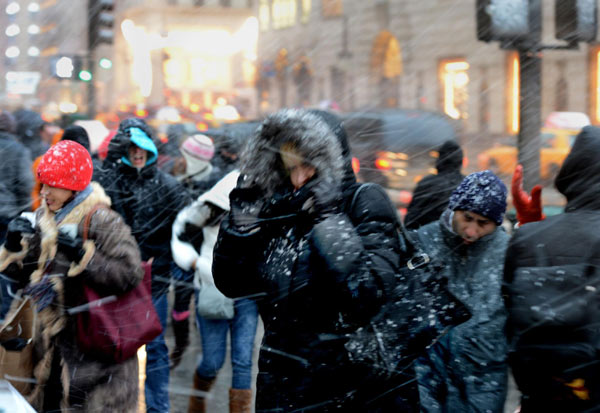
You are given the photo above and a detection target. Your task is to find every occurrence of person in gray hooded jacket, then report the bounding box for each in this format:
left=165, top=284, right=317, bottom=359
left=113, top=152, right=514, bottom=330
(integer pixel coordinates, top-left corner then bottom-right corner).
left=414, top=170, right=510, bottom=413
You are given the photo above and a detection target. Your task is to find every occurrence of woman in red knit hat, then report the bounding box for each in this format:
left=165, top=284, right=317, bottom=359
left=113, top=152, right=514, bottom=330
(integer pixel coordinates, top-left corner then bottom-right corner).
left=0, top=140, right=143, bottom=412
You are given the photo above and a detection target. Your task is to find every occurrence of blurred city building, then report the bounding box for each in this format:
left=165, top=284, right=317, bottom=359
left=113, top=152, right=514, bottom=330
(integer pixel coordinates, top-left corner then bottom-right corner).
left=0, top=0, right=257, bottom=122
left=255, top=0, right=600, bottom=138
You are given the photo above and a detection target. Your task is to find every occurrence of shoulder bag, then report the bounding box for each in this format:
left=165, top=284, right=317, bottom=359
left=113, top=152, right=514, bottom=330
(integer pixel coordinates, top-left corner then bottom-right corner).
left=74, top=204, right=162, bottom=363
left=344, top=184, right=471, bottom=379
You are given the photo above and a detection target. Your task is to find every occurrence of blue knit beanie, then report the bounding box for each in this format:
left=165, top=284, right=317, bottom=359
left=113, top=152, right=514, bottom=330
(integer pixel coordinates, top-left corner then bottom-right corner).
left=448, top=170, right=507, bottom=225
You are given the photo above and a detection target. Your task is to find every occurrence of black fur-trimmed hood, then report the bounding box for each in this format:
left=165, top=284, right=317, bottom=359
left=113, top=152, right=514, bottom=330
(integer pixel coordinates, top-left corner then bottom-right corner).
left=239, top=109, right=346, bottom=197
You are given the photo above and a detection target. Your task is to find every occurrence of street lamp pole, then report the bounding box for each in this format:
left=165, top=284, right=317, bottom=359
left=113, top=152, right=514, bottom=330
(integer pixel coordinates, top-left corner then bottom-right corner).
left=517, top=49, right=542, bottom=191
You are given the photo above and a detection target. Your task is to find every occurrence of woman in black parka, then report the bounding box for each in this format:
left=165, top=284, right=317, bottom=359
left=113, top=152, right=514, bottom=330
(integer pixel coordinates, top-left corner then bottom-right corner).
left=212, top=109, right=415, bottom=411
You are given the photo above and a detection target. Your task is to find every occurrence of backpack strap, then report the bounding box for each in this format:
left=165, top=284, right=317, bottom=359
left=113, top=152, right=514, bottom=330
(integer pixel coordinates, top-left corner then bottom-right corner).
left=82, top=204, right=109, bottom=241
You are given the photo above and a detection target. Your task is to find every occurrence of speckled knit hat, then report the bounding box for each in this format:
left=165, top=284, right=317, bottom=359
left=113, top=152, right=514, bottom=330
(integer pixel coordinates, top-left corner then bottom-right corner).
left=37, top=140, right=93, bottom=191
left=448, top=170, right=507, bottom=225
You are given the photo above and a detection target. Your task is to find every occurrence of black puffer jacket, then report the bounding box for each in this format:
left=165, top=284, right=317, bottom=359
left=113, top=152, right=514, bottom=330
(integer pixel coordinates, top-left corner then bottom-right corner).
left=504, top=126, right=600, bottom=412
left=96, top=120, right=190, bottom=295
left=404, top=140, right=464, bottom=229
left=213, top=110, right=404, bottom=411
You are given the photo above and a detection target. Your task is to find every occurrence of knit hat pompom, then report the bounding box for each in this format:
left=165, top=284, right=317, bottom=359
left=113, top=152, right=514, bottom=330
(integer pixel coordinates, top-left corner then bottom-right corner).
left=37, top=140, right=93, bottom=191
left=448, top=170, right=507, bottom=226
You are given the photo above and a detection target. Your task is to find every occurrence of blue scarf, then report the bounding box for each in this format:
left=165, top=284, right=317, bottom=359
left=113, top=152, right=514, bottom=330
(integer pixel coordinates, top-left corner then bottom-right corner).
left=54, top=184, right=93, bottom=224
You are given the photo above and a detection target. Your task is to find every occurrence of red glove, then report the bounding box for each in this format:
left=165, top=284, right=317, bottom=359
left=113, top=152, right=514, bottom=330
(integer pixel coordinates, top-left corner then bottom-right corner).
left=511, top=165, right=545, bottom=225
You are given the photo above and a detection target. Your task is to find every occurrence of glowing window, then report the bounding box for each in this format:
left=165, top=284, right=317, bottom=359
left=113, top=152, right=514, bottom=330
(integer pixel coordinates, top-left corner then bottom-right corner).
left=259, top=0, right=270, bottom=31
left=322, top=0, right=342, bottom=17
left=590, top=47, right=600, bottom=124
left=301, top=0, right=311, bottom=23
left=272, top=0, right=296, bottom=29
left=439, top=59, right=469, bottom=121
left=506, top=51, right=520, bottom=134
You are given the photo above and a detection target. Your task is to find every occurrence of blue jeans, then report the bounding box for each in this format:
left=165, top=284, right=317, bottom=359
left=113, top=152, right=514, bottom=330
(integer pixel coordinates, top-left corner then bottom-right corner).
left=145, top=293, right=170, bottom=413
left=196, top=298, right=259, bottom=389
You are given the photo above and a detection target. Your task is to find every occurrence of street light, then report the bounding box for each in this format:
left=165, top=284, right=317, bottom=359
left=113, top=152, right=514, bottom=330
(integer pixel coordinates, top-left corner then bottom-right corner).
left=28, top=2, right=40, bottom=13
left=99, top=58, right=112, bottom=69
left=27, top=24, right=39, bottom=35
left=5, top=24, right=20, bottom=37
left=5, top=2, right=20, bottom=15
left=5, top=46, right=20, bottom=58
left=56, top=56, right=74, bottom=78
left=27, top=46, right=39, bottom=57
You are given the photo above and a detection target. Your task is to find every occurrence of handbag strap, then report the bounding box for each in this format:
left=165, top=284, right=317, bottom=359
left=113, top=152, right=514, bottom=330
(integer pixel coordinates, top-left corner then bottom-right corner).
left=349, top=183, right=429, bottom=270
left=82, top=204, right=109, bottom=241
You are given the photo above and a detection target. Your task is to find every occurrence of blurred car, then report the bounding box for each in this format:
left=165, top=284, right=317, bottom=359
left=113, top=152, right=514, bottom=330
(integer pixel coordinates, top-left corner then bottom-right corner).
left=477, top=112, right=590, bottom=184
left=477, top=128, right=579, bottom=182
left=341, top=109, right=462, bottom=190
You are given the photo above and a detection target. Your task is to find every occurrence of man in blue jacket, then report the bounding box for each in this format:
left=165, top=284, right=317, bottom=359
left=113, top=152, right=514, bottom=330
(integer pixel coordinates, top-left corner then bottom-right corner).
left=414, top=170, right=510, bottom=412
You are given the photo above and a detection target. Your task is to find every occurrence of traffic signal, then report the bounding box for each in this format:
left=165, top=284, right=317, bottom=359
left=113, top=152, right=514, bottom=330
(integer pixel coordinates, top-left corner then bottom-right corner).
left=476, top=0, right=542, bottom=45
left=88, top=0, right=114, bottom=47
left=556, top=0, right=597, bottom=43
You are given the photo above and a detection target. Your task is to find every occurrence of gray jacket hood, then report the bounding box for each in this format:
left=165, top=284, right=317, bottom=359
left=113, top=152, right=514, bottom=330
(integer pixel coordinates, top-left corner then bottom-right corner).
left=239, top=109, right=346, bottom=197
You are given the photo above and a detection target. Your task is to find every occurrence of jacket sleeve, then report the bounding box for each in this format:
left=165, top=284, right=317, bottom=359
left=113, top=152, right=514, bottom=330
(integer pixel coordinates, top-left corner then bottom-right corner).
left=13, top=146, right=33, bottom=213
left=309, top=184, right=401, bottom=325
left=83, top=208, right=144, bottom=296
left=212, top=215, right=267, bottom=299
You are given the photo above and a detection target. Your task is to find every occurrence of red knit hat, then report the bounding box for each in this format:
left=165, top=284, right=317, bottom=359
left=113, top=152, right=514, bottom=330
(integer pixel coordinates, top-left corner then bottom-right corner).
left=37, top=140, right=93, bottom=191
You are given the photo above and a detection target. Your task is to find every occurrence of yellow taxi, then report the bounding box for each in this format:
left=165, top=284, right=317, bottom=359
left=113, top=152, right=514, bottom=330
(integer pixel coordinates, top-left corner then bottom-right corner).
left=477, top=112, right=590, bottom=183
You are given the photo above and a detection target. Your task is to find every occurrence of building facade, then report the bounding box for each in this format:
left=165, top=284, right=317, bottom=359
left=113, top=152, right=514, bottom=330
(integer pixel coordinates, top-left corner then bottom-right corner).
left=113, top=0, right=257, bottom=118
left=255, top=0, right=599, bottom=137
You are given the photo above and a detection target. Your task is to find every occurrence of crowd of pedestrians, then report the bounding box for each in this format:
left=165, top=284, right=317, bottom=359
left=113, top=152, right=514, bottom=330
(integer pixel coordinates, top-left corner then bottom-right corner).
left=0, top=106, right=598, bottom=413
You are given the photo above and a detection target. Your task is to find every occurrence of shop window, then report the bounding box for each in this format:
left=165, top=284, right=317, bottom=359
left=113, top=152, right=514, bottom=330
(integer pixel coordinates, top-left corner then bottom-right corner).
left=322, top=0, right=342, bottom=17
left=439, top=58, right=469, bottom=121
left=272, top=0, right=297, bottom=29
left=301, top=0, right=311, bottom=23
left=505, top=51, right=519, bottom=134
left=259, top=0, right=270, bottom=31
left=371, top=31, right=402, bottom=108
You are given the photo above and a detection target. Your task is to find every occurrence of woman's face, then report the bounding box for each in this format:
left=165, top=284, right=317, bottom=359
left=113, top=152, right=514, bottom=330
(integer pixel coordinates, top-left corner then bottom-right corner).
left=40, top=184, right=73, bottom=212
left=281, top=149, right=316, bottom=190
left=128, top=144, right=148, bottom=168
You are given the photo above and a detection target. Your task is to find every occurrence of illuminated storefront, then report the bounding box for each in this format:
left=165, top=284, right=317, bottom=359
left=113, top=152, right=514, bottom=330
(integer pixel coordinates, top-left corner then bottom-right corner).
left=439, top=59, right=469, bottom=121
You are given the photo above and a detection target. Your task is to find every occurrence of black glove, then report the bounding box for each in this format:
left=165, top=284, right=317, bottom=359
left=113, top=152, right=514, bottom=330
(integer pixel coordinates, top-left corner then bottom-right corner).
left=57, top=232, right=85, bottom=263
left=5, top=217, right=35, bottom=252
left=229, top=187, right=264, bottom=233
left=169, top=316, right=190, bottom=370
left=299, top=179, right=341, bottom=221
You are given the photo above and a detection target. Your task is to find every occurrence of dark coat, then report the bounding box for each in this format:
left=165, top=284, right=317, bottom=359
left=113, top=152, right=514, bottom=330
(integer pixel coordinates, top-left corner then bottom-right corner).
left=414, top=215, right=509, bottom=413
left=0, top=183, right=142, bottom=412
left=213, top=110, right=403, bottom=411
left=504, top=126, right=600, bottom=412
left=96, top=121, right=190, bottom=295
left=14, top=109, right=47, bottom=160
left=0, top=131, right=33, bottom=220
left=404, top=141, right=464, bottom=229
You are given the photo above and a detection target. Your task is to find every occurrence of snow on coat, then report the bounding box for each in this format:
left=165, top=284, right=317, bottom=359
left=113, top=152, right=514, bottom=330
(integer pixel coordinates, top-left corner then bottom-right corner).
left=414, top=217, right=510, bottom=413
left=213, top=109, right=404, bottom=410
left=0, top=182, right=142, bottom=412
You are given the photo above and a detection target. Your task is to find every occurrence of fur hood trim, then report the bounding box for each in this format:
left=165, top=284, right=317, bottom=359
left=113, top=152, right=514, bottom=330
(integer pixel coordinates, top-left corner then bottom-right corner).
left=239, top=109, right=345, bottom=197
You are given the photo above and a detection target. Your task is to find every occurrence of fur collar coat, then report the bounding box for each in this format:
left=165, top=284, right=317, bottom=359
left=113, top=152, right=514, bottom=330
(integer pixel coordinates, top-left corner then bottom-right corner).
left=0, top=182, right=143, bottom=412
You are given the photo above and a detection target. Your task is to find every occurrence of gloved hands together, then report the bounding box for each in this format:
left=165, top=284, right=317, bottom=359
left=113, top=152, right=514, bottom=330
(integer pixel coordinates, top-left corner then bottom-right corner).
left=5, top=217, right=35, bottom=252
left=229, top=186, right=264, bottom=233
left=169, top=311, right=190, bottom=370
left=297, top=179, right=341, bottom=221
left=57, top=230, right=85, bottom=263
left=511, top=164, right=545, bottom=225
